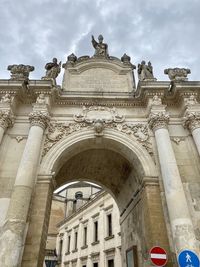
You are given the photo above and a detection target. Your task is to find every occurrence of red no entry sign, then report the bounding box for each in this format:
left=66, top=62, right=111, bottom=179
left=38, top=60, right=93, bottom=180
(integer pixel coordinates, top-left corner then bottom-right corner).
left=150, top=246, right=168, bottom=266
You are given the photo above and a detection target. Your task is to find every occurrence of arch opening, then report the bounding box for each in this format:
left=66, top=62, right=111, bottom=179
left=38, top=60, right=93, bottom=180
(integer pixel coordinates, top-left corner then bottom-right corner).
left=28, top=131, right=169, bottom=267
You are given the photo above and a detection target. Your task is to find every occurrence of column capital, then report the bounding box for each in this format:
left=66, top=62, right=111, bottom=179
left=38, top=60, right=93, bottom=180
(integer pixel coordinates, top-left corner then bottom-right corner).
left=183, top=110, right=200, bottom=132
left=29, top=110, right=50, bottom=130
left=148, top=111, right=170, bottom=132
left=0, top=109, right=14, bottom=130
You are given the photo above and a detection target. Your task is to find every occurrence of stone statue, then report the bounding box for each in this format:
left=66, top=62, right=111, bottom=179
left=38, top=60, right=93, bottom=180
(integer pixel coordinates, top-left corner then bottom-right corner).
left=152, top=95, right=162, bottom=105
left=43, top=58, right=61, bottom=80
left=0, top=94, right=12, bottom=104
left=164, top=68, right=191, bottom=81
left=138, top=61, right=156, bottom=81
left=185, top=95, right=198, bottom=106
left=7, top=64, right=34, bottom=80
left=91, top=35, right=109, bottom=58
left=36, top=94, right=46, bottom=105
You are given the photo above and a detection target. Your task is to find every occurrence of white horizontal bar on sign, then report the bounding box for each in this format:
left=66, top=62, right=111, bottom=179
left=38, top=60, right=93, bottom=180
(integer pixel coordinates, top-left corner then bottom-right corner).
left=151, top=253, right=167, bottom=259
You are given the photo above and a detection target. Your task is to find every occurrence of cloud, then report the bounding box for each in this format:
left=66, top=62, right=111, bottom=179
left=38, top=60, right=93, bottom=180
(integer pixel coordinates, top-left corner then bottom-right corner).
left=0, top=0, right=199, bottom=82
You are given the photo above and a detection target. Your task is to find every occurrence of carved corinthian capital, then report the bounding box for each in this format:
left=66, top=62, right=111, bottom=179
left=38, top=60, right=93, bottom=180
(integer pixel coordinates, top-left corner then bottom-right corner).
left=0, top=110, right=14, bottom=129
left=148, top=112, right=170, bottom=131
left=29, top=111, right=50, bottom=130
left=183, top=111, right=200, bottom=131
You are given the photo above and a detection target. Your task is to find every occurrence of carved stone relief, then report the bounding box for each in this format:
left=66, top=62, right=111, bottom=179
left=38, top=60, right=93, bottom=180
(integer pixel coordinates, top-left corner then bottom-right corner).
left=183, top=111, right=200, bottom=131
left=164, top=68, right=191, bottom=81
left=148, top=112, right=170, bottom=132
left=171, top=137, right=185, bottom=145
left=0, top=110, right=14, bottom=129
left=7, top=64, right=34, bottom=80
left=74, top=106, right=125, bottom=124
left=15, top=136, right=25, bottom=143
left=29, top=111, right=50, bottom=130
left=42, top=107, right=152, bottom=156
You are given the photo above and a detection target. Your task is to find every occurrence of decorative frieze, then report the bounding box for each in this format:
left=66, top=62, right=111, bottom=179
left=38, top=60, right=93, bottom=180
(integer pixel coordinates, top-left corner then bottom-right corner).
left=0, top=94, right=12, bottom=104
left=148, top=112, right=170, bottom=131
left=183, top=111, right=200, bottom=131
left=29, top=111, right=50, bottom=129
left=74, top=106, right=125, bottom=124
left=184, top=95, right=198, bottom=106
left=42, top=121, right=151, bottom=156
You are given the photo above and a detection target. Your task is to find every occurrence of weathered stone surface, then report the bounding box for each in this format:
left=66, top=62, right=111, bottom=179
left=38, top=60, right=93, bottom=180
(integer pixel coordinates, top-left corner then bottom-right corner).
left=7, top=64, right=34, bottom=80
left=164, top=67, right=191, bottom=81
left=0, top=37, right=200, bottom=267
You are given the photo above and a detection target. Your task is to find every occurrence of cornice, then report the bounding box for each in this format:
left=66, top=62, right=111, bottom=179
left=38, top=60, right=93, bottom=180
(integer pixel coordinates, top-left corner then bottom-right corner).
left=57, top=190, right=107, bottom=228
left=0, top=79, right=200, bottom=108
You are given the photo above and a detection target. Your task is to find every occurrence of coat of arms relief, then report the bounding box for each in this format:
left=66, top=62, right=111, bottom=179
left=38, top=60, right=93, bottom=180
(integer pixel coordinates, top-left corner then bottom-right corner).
left=42, top=106, right=152, bottom=157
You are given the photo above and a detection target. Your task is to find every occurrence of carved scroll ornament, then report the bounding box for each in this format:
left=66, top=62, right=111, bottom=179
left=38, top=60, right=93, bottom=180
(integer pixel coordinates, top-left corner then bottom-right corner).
left=43, top=121, right=151, bottom=157
left=0, top=110, right=14, bottom=129
left=74, top=106, right=125, bottom=124
left=183, top=111, right=200, bottom=131
left=148, top=112, right=170, bottom=131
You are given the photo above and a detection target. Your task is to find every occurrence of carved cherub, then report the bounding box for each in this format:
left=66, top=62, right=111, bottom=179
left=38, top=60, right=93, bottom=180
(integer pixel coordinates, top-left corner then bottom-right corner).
left=138, top=61, right=156, bottom=81
left=36, top=94, right=46, bottom=105
left=0, top=93, right=12, bottom=104
left=185, top=95, right=198, bottom=106
left=152, top=95, right=162, bottom=105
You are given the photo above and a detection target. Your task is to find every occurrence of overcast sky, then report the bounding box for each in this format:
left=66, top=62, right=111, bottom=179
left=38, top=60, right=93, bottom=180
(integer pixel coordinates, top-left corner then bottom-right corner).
left=0, top=0, right=199, bottom=84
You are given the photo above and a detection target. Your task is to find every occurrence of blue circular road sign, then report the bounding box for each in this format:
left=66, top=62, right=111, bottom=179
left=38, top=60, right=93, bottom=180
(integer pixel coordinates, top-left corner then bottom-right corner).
left=178, top=250, right=200, bottom=267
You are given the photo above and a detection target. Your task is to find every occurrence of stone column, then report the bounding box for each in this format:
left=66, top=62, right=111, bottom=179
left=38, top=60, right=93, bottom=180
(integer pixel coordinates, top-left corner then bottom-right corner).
left=0, top=105, right=49, bottom=267
left=184, top=110, right=200, bottom=156
left=148, top=106, right=199, bottom=255
left=0, top=98, right=15, bottom=230
left=21, top=175, right=55, bottom=267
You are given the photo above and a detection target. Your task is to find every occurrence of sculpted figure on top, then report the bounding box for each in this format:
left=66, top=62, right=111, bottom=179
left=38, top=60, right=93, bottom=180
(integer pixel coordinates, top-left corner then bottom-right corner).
left=43, top=58, right=61, bottom=81
left=138, top=61, right=156, bottom=81
left=91, top=35, right=109, bottom=58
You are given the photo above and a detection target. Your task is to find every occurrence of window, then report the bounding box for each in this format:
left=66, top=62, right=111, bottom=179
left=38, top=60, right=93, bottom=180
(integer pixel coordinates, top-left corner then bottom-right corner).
left=74, top=231, right=78, bottom=250
left=93, top=263, right=98, bottom=267
left=94, top=221, right=98, bottom=242
left=45, top=260, right=57, bottom=267
left=108, top=259, right=114, bottom=267
left=82, top=265, right=86, bottom=267
left=83, top=226, right=87, bottom=246
left=107, top=214, right=112, bottom=237
left=67, top=235, right=71, bottom=253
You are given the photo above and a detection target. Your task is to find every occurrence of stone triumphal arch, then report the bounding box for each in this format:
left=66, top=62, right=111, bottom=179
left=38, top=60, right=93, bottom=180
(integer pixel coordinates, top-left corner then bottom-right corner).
left=0, top=36, right=200, bottom=266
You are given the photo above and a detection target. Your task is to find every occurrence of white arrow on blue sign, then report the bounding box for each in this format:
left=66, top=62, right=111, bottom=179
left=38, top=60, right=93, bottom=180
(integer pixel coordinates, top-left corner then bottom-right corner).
left=178, top=250, right=200, bottom=267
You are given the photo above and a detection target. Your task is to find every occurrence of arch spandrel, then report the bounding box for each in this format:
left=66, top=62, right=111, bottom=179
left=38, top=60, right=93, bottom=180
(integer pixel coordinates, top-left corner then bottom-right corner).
left=39, top=128, right=157, bottom=180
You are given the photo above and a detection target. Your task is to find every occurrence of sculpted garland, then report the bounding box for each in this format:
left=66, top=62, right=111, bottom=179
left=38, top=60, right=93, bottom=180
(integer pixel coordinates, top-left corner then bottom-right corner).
left=42, top=106, right=152, bottom=157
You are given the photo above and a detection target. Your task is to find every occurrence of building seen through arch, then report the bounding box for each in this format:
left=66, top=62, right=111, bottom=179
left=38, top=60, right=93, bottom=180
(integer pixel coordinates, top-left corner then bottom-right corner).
left=45, top=181, right=121, bottom=267
left=0, top=35, right=200, bottom=267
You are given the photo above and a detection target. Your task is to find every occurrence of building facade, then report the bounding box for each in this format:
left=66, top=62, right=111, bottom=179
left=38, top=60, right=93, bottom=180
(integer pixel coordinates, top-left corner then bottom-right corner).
left=56, top=190, right=121, bottom=267
left=44, top=182, right=103, bottom=267
left=0, top=36, right=200, bottom=266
